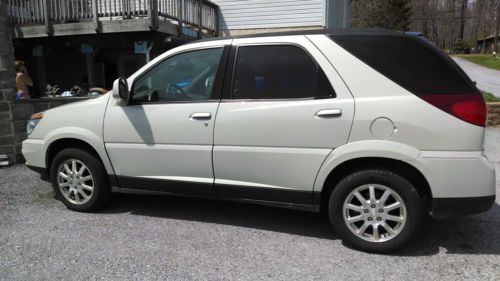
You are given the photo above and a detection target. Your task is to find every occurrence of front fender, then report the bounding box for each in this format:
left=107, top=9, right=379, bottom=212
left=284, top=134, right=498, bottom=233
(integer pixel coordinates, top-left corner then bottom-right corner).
left=313, top=140, right=421, bottom=192
left=43, top=127, right=114, bottom=174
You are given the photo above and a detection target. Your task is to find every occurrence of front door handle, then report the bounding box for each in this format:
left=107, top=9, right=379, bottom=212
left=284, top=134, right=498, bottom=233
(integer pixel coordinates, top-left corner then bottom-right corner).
left=190, top=112, right=212, bottom=120
left=316, top=109, right=342, bottom=118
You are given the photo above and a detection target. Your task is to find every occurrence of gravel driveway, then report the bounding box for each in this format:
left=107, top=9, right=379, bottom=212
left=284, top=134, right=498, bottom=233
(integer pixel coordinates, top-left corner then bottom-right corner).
left=452, top=57, right=500, bottom=97
left=1, top=130, right=499, bottom=281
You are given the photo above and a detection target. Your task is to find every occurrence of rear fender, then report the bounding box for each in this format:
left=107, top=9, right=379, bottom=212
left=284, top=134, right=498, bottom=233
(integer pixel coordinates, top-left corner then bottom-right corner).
left=314, top=140, right=421, bottom=192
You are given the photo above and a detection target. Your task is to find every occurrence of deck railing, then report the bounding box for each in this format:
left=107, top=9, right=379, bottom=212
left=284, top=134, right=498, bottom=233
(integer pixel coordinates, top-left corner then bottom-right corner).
left=7, top=0, right=218, bottom=35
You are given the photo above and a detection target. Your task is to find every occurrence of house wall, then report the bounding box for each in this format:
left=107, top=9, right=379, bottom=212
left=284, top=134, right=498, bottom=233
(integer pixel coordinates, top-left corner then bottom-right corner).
left=212, top=0, right=327, bottom=35
left=476, top=38, right=500, bottom=54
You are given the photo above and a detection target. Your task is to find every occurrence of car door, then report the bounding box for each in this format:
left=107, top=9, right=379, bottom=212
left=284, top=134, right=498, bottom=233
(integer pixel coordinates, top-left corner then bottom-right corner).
left=104, top=43, right=229, bottom=195
left=213, top=36, right=354, bottom=204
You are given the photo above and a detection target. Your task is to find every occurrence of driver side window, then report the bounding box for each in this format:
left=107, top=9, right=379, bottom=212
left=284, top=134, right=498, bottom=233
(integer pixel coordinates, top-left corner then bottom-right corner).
left=131, top=47, right=223, bottom=103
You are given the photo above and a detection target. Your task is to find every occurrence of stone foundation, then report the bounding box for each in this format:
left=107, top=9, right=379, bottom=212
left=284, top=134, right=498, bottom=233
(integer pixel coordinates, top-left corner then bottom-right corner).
left=1, top=98, right=89, bottom=165
left=0, top=1, right=16, bottom=166
left=487, top=102, right=500, bottom=128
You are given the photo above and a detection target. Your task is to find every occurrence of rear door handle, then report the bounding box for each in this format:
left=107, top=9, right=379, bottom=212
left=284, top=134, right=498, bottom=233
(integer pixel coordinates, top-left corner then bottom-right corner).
left=316, top=109, right=342, bottom=118
left=190, top=112, right=212, bottom=120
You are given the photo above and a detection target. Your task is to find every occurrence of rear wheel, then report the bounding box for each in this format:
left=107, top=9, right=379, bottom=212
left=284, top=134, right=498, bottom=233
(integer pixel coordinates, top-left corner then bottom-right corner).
left=50, top=148, right=111, bottom=212
left=329, top=169, right=423, bottom=253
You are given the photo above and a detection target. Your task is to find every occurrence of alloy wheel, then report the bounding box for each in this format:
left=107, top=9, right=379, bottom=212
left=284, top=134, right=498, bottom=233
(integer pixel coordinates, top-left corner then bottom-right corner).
left=343, top=184, right=407, bottom=243
left=57, top=159, right=94, bottom=205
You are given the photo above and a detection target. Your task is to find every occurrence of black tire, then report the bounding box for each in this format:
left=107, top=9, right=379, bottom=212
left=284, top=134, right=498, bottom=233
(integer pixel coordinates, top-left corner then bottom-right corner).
left=50, top=148, right=111, bottom=212
left=328, top=169, right=423, bottom=253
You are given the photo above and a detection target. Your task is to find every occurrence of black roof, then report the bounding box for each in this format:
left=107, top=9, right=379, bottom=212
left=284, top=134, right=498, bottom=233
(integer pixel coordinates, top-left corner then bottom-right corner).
left=188, top=28, right=406, bottom=44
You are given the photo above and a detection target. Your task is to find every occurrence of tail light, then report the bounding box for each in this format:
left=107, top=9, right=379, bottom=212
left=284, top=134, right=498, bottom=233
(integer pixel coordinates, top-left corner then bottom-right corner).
left=419, top=93, right=487, bottom=127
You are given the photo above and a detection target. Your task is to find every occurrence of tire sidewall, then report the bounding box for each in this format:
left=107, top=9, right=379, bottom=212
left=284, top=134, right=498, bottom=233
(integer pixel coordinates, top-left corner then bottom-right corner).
left=329, top=169, right=423, bottom=253
left=50, top=148, right=109, bottom=212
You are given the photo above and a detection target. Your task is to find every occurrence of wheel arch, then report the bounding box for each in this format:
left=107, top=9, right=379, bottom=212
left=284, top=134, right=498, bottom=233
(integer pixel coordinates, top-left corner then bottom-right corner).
left=316, top=157, right=432, bottom=214
left=45, top=138, right=112, bottom=176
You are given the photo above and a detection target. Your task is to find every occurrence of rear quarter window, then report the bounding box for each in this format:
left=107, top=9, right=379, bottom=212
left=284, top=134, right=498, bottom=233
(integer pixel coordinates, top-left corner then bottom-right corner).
left=329, top=35, right=477, bottom=95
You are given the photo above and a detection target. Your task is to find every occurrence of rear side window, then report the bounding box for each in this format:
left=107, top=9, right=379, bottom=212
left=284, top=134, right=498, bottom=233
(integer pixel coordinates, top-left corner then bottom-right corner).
left=232, top=45, right=335, bottom=100
left=330, top=35, right=476, bottom=95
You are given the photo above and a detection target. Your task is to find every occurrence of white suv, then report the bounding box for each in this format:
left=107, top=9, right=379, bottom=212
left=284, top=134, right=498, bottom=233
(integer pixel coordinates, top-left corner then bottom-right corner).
left=22, top=30, right=496, bottom=253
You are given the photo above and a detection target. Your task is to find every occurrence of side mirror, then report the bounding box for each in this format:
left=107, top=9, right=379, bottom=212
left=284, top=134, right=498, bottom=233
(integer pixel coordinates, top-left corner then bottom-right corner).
left=112, top=77, right=129, bottom=101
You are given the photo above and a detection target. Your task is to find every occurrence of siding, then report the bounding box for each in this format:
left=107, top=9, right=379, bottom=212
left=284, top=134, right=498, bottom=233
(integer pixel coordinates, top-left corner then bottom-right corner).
left=211, top=0, right=326, bottom=30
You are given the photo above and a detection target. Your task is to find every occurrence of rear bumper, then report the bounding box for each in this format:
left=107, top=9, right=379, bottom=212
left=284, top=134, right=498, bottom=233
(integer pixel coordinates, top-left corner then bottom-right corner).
left=432, top=195, right=496, bottom=217
left=408, top=150, right=496, bottom=217
left=409, top=151, right=496, bottom=198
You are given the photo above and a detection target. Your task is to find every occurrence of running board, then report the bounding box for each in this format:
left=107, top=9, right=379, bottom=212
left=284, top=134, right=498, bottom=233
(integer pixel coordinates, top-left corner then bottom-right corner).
left=111, top=185, right=320, bottom=213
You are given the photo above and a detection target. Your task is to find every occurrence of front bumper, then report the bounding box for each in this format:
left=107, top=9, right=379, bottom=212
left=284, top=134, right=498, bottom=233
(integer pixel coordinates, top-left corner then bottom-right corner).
left=22, top=139, right=49, bottom=181
left=26, top=164, right=50, bottom=181
left=22, top=138, right=45, bottom=168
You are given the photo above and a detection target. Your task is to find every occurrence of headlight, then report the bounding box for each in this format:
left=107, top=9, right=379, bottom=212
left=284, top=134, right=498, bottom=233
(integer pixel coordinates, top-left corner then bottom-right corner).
left=26, top=112, right=44, bottom=135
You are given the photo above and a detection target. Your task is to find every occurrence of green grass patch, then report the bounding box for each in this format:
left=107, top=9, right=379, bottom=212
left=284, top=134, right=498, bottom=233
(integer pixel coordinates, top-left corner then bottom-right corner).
left=483, top=92, right=500, bottom=102
left=456, top=54, right=500, bottom=71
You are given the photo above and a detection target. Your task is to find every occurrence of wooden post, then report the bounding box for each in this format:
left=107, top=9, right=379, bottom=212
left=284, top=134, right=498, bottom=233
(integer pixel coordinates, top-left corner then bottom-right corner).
left=85, top=54, right=95, bottom=87
left=93, top=0, right=101, bottom=33
left=177, top=0, right=184, bottom=35
left=81, top=43, right=96, bottom=87
left=33, top=45, right=47, bottom=97
left=198, top=0, right=202, bottom=39
left=43, top=0, right=52, bottom=35
left=214, top=4, right=218, bottom=36
left=145, top=42, right=153, bottom=64
left=36, top=56, right=46, bottom=97
left=148, top=0, right=158, bottom=30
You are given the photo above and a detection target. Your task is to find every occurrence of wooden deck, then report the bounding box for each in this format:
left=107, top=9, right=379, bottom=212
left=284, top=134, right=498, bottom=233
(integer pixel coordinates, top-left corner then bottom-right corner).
left=8, top=0, right=218, bottom=38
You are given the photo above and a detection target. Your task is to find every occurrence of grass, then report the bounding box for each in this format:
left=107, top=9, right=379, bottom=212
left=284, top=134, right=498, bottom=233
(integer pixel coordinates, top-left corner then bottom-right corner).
left=483, top=92, right=500, bottom=102
left=455, top=54, right=500, bottom=71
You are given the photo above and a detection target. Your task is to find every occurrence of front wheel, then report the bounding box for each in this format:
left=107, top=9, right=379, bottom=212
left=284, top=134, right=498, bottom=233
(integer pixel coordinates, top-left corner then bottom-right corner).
left=50, top=148, right=111, bottom=212
left=329, top=169, right=423, bottom=253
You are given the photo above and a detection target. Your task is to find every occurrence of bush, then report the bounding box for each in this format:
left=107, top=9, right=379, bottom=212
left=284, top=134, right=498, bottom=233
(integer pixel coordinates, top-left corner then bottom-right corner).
left=482, top=92, right=500, bottom=102
left=452, top=40, right=471, bottom=54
